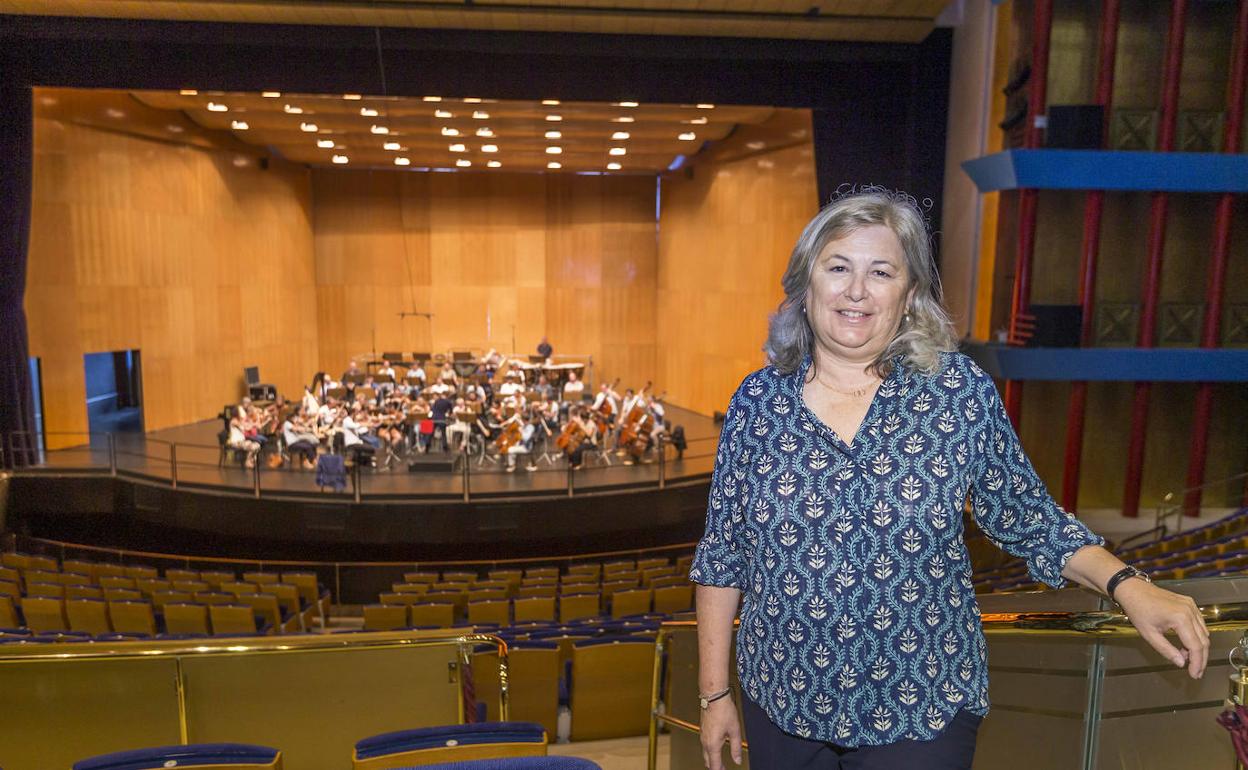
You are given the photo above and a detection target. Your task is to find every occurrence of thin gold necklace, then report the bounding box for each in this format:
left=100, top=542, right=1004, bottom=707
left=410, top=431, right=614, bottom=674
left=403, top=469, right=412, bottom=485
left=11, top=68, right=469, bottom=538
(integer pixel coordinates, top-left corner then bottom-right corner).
left=813, top=373, right=881, bottom=398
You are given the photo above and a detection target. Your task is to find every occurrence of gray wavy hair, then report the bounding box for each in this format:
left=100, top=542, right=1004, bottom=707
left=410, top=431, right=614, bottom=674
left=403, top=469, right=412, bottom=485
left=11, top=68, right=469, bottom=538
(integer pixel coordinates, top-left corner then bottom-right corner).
left=763, top=186, right=958, bottom=377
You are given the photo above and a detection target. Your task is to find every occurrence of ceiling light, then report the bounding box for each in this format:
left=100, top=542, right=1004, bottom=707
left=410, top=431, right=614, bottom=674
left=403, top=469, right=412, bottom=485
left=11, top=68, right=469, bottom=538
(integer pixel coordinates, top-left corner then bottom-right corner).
left=166, top=124, right=184, bottom=133
left=685, top=116, right=709, bottom=125
left=457, top=159, right=472, bottom=167
left=609, top=147, right=627, bottom=156
left=300, top=122, right=319, bottom=132
left=206, top=102, right=228, bottom=112
left=395, top=157, right=411, bottom=166
left=370, top=125, right=389, bottom=135
left=442, top=127, right=460, bottom=136
left=360, top=107, right=379, bottom=117
left=463, top=97, right=482, bottom=103
left=284, top=104, right=303, bottom=114
left=261, top=91, right=281, bottom=98
left=547, top=161, right=562, bottom=169
left=545, top=115, right=563, bottom=122
left=541, top=99, right=560, bottom=106
left=383, top=141, right=401, bottom=150
left=435, top=109, right=453, bottom=118
left=476, top=127, right=494, bottom=137
left=232, top=156, right=250, bottom=168
left=607, top=162, right=622, bottom=170
left=231, top=120, right=250, bottom=130
left=332, top=155, right=349, bottom=164
left=343, top=94, right=362, bottom=100
left=449, top=143, right=467, bottom=152
left=472, top=111, right=489, bottom=120
left=696, top=103, right=715, bottom=109
left=617, top=101, right=639, bottom=107
left=105, top=108, right=125, bottom=118
left=545, top=130, right=562, bottom=139
left=612, top=116, right=635, bottom=123
left=482, top=144, right=498, bottom=153
left=746, top=140, right=766, bottom=150
left=678, top=132, right=697, bottom=141
left=487, top=160, right=502, bottom=168
left=546, top=147, right=563, bottom=155
left=612, top=131, right=630, bottom=140
left=317, top=139, right=335, bottom=148
left=423, top=96, right=442, bottom=102
left=179, top=89, right=198, bottom=96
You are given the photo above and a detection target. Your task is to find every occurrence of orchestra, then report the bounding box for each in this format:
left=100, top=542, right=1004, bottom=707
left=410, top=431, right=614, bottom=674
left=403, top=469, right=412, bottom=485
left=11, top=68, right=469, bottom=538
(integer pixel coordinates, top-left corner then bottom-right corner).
left=224, top=349, right=673, bottom=474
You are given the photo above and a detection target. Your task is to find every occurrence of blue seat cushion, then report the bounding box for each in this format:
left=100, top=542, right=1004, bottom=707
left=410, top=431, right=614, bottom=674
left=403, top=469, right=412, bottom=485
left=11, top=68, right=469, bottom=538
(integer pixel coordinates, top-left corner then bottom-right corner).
left=73, top=743, right=279, bottom=770
left=355, top=722, right=546, bottom=759
left=394, top=759, right=602, bottom=770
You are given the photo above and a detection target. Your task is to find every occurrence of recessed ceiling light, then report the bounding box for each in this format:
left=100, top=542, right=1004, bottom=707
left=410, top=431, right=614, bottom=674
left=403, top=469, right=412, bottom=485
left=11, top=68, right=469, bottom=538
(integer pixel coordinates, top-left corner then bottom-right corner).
left=261, top=91, right=281, bottom=98
left=472, top=111, right=489, bottom=120
left=360, top=107, right=379, bottom=117
left=317, top=139, right=335, bottom=148
left=476, top=127, right=494, bottom=138
left=678, top=132, right=697, bottom=141
left=545, top=130, right=562, bottom=139
left=442, top=127, right=460, bottom=136
left=370, top=125, right=389, bottom=135
left=343, top=94, right=362, bottom=100
left=105, top=108, right=125, bottom=118
left=612, top=116, right=635, bottom=123
left=541, top=99, right=560, bottom=106
left=332, top=155, right=349, bottom=164
left=685, top=116, right=709, bottom=125
left=612, top=131, right=630, bottom=140
left=231, top=120, right=249, bottom=130
left=463, top=97, right=482, bottom=104
left=166, top=124, right=184, bottom=133
left=395, top=157, right=411, bottom=166
left=206, top=102, right=228, bottom=112
left=546, top=146, right=562, bottom=155
left=232, top=156, right=250, bottom=168
left=482, top=144, right=498, bottom=153
left=457, top=158, right=473, bottom=167
left=300, top=122, right=319, bottom=132
left=547, top=161, right=562, bottom=169
left=284, top=104, right=303, bottom=114
left=746, top=140, right=766, bottom=150
left=607, top=162, right=622, bottom=170
left=696, top=103, right=715, bottom=109
left=179, top=89, right=198, bottom=96
left=487, top=160, right=502, bottom=168
left=545, top=115, right=563, bottom=122
left=435, top=109, right=453, bottom=118
left=383, top=141, right=401, bottom=150
left=617, top=101, right=639, bottom=107
left=423, top=96, right=442, bottom=102
left=609, top=147, right=627, bottom=156
left=449, top=143, right=467, bottom=152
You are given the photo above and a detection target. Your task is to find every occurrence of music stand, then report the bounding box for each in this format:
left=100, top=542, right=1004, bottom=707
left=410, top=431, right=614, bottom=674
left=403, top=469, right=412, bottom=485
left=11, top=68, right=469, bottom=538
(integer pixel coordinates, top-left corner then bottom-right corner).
left=381, top=351, right=409, bottom=366
left=528, top=355, right=545, bottom=364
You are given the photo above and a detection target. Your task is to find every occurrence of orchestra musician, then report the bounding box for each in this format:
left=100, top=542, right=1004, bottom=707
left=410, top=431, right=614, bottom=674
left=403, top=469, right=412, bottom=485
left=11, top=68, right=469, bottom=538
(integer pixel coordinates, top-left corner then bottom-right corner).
left=562, top=370, right=585, bottom=407
left=282, top=411, right=320, bottom=470
left=405, top=362, right=427, bottom=392
left=537, top=336, right=553, bottom=360
left=375, top=359, right=396, bottom=397
left=446, top=397, right=474, bottom=452
left=564, top=406, right=599, bottom=470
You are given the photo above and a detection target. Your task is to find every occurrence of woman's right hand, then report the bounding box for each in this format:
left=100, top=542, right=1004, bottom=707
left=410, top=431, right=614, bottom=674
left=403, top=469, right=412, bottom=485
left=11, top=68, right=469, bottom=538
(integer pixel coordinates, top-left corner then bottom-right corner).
left=700, top=697, right=743, bottom=770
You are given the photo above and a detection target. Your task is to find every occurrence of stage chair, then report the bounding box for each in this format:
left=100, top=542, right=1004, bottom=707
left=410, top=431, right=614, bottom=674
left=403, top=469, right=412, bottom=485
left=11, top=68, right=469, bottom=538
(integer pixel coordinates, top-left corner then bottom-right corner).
left=108, top=600, right=157, bottom=636
left=407, top=602, right=454, bottom=628
left=193, top=591, right=234, bottom=606
left=558, top=593, right=600, bottom=623
left=363, top=605, right=408, bottom=631
left=473, top=642, right=560, bottom=733
left=403, top=572, right=439, bottom=584
left=467, top=599, right=510, bottom=627
left=163, top=603, right=211, bottom=636
left=21, top=596, right=68, bottom=633
left=569, top=637, right=655, bottom=740
left=240, top=593, right=299, bottom=634
left=72, top=743, right=282, bottom=770
left=653, top=584, right=694, bottom=614
left=518, top=585, right=556, bottom=599
left=210, top=604, right=266, bottom=635
left=66, top=598, right=112, bottom=635
left=513, top=597, right=556, bottom=624
left=243, top=571, right=280, bottom=587
left=525, top=567, right=558, bottom=581
left=27, top=581, right=66, bottom=599
left=164, top=568, right=200, bottom=583
left=352, top=722, right=546, bottom=770
left=610, top=589, right=652, bottom=619
left=103, top=587, right=142, bottom=602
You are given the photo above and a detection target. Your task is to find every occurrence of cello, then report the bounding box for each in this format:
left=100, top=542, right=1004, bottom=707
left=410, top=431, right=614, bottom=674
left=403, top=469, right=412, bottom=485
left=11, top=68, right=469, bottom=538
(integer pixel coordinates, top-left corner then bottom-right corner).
left=618, top=382, right=654, bottom=461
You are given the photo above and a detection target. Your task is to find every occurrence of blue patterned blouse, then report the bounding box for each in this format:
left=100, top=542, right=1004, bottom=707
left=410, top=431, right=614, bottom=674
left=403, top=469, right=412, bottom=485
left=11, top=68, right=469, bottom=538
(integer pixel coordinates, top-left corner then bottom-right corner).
left=689, top=351, right=1104, bottom=746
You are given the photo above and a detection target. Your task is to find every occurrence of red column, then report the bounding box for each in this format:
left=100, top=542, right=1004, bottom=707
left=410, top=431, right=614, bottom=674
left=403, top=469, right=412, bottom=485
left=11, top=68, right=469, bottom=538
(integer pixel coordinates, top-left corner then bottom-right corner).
left=1121, top=0, right=1188, bottom=518
left=1182, top=0, right=1248, bottom=517
left=1004, top=0, right=1055, bottom=428
left=1061, top=0, right=1121, bottom=513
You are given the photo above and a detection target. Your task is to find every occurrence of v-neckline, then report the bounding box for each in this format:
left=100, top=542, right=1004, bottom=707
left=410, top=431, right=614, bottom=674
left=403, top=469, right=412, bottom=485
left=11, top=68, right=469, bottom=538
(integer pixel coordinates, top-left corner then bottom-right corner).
left=794, top=355, right=893, bottom=453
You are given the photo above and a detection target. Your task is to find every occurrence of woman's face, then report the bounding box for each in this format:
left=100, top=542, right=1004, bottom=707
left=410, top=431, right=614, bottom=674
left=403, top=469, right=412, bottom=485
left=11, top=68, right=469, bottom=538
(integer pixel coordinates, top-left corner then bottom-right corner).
left=806, top=224, right=913, bottom=366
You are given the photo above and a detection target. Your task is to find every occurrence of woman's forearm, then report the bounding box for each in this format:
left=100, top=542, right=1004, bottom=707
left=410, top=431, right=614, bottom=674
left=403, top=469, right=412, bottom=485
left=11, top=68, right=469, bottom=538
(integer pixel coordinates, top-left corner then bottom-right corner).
left=696, top=584, right=742, bottom=693
left=1060, top=544, right=1127, bottom=596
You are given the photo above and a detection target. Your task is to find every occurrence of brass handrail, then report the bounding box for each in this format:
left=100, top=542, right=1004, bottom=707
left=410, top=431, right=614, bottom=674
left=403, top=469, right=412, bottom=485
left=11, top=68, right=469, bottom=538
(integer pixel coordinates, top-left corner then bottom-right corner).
left=0, top=629, right=509, bottom=745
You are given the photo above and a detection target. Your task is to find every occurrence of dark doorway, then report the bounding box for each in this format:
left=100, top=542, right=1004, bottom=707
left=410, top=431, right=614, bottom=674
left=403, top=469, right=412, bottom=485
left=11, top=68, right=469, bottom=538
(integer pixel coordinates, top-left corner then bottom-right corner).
left=84, top=350, right=144, bottom=435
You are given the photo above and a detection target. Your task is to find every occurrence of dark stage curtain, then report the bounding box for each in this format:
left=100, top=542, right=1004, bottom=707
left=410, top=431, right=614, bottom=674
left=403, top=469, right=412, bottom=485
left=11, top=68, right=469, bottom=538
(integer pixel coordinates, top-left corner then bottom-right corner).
left=0, top=83, right=36, bottom=468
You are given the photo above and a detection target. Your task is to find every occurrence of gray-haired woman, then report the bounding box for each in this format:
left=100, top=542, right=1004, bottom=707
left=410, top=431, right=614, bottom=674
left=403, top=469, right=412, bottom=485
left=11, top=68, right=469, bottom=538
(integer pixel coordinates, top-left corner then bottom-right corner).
left=690, top=188, right=1209, bottom=770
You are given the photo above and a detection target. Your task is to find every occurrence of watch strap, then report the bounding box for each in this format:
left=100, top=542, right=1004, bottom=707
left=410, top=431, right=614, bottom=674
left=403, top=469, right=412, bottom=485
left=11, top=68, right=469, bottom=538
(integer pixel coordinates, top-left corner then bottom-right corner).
left=699, top=686, right=732, bottom=709
left=1106, top=566, right=1149, bottom=602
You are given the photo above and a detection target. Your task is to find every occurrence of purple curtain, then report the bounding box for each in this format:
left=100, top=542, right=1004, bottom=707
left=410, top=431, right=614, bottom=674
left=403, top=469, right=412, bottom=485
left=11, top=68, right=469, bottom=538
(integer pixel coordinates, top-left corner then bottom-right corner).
left=0, top=83, right=35, bottom=468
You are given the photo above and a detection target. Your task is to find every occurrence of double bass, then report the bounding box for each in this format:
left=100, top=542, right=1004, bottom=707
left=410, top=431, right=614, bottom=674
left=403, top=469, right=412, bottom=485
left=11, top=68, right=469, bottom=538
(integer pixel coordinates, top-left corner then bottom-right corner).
left=618, top=382, right=654, bottom=461
left=593, top=378, right=620, bottom=435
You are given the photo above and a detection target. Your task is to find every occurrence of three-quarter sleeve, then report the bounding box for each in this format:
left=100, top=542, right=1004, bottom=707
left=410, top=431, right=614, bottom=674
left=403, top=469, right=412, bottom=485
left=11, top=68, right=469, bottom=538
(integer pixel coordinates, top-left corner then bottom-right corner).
left=689, top=384, right=752, bottom=589
left=967, top=370, right=1105, bottom=589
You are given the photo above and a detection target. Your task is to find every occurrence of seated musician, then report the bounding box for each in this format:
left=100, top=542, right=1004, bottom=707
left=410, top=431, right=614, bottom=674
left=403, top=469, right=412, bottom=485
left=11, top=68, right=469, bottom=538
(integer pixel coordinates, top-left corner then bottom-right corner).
left=562, top=370, right=585, bottom=404
left=566, top=406, right=599, bottom=470
left=533, top=374, right=554, bottom=402
left=499, top=408, right=538, bottom=473
left=375, top=359, right=396, bottom=397
left=464, top=379, right=487, bottom=405
left=446, top=397, right=473, bottom=452
left=498, top=371, right=524, bottom=398
left=429, top=391, right=455, bottom=452
left=342, top=359, right=362, bottom=383
left=438, top=363, right=459, bottom=390
left=282, top=411, right=320, bottom=470
left=336, top=409, right=372, bottom=465
left=590, top=383, right=619, bottom=424
left=372, top=404, right=404, bottom=455
left=405, top=362, right=427, bottom=394
left=227, top=414, right=262, bottom=469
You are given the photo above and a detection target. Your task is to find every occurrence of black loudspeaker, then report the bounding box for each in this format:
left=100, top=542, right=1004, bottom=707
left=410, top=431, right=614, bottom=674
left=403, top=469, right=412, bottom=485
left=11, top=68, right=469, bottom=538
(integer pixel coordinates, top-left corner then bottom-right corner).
left=1027, top=305, right=1083, bottom=347
left=713, top=410, right=726, bottom=425
left=1046, top=105, right=1105, bottom=149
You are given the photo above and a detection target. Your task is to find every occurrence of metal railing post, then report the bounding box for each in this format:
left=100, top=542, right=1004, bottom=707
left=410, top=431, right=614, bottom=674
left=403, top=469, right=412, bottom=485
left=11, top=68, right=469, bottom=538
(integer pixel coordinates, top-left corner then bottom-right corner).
left=353, top=462, right=362, bottom=503
left=462, top=448, right=470, bottom=502
left=253, top=457, right=261, bottom=499
left=658, top=435, right=666, bottom=490
left=567, top=461, right=574, bottom=497
left=170, top=443, right=178, bottom=489
left=107, top=433, right=117, bottom=476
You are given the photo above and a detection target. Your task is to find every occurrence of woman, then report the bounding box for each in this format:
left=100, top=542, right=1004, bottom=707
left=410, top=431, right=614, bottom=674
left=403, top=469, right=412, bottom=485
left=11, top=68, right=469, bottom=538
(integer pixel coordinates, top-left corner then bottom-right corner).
left=691, top=188, right=1209, bottom=770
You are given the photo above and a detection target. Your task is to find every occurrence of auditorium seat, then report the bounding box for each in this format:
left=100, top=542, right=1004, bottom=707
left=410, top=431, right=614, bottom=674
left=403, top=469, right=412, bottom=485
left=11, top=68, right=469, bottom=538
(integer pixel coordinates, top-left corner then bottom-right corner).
left=569, top=637, right=655, bottom=741
left=472, top=642, right=561, bottom=735
left=381, top=592, right=420, bottom=606
left=72, top=743, right=282, bottom=770
left=468, top=588, right=508, bottom=603
left=558, top=594, right=599, bottom=623
left=648, top=575, right=687, bottom=590
left=601, top=561, right=634, bottom=576
left=0, top=552, right=31, bottom=570
left=210, top=604, right=267, bottom=635
left=164, top=603, right=212, bottom=635
left=100, top=576, right=137, bottom=591
left=21, top=596, right=69, bottom=633
left=442, top=571, right=478, bottom=584
left=165, top=568, right=201, bottom=583
left=91, top=563, right=128, bottom=580
left=525, top=567, right=558, bottom=581
left=518, top=585, right=556, bottom=600
left=468, top=600, right=510, bottom=627
left=124, top=565, right=160, bottom=581
left=393, top=759, right=600, bottom=770
left=240, top=593, right=299, bottom=634
left=222, top=581, right=258, bottom=598
left=426, top=590, right=468, bottom=619
left=200, top=570, right=235, bottom=589
left=153, top=590, right=194, bottom=610
left=0, top=595, right=19, bottom=628
left=62, top=559, right=94, bottom=576
left=558, top=575, right=596, bottom=590
left=0, top=579, right=19, bottom=600
left=26, top=555, right=58, bottom=572
left=363, top=605, right=408, bottom=631
left=66, top=598, right=112, bottom=635
left=136, top=578, right=172, bottom=597
left=26, top=582, right=65, bottom=599
left=487, top=569, right=523, bottom=589
left=108, top=600, right=158, bottom=636
left=193, top=591, right=234, bottom=606
left=352, top=722, right=546, bottom=770
left=271, top=583, right=312, bottom=630
left=566, top=564, right=600, bottom=579
left=599, top=580, right=636, bottom=602
left=635, top=557, right=669, bottom=571
left=281, top=573, right=331, bottom=619
left=172, top=580, right=210, bottom=594
left=402, top=572, right=439, bottom=584
left=103, top=588, right=143, bottom=602
left=653, top=584, right=693, bottom=614
left=407, top=602, right=455, bottom=628
left=393, top=583, right=432, bottom=596
left=243, top=571, right=280, bottom=587
left=609, top=589, right=652, bottom=619
left=513, top=597, right=556, bottom=624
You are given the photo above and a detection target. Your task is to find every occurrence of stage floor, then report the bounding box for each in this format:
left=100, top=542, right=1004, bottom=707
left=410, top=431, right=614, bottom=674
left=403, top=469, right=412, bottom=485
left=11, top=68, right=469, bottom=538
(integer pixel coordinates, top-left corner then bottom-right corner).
left=25, top=404, right=722, bottom=502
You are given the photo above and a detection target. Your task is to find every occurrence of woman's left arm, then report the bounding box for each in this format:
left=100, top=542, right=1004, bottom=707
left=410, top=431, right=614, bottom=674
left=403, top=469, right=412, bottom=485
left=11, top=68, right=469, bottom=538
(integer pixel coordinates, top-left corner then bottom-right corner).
left=1061, top=544, right=1209, bottom=679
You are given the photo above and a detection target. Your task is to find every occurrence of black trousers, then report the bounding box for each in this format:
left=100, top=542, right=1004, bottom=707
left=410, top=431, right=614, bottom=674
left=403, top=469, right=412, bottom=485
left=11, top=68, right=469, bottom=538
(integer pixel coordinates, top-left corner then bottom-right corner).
left=741, top=696, right=981, bottom=770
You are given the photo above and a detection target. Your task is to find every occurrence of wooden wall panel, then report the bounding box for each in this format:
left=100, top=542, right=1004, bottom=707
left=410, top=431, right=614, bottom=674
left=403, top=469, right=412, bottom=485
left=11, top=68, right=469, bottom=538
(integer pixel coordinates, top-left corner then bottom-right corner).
left=27, top=115, right=318, bottom=447
left=657, top=112, right=819, bottom=416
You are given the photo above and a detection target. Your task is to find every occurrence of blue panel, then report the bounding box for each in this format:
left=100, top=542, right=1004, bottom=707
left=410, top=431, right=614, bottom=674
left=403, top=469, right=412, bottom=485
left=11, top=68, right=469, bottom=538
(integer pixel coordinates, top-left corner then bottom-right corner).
left=962, top=344, right=1248, bottom=382
left=961, top=149, right=1248, bottom=193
